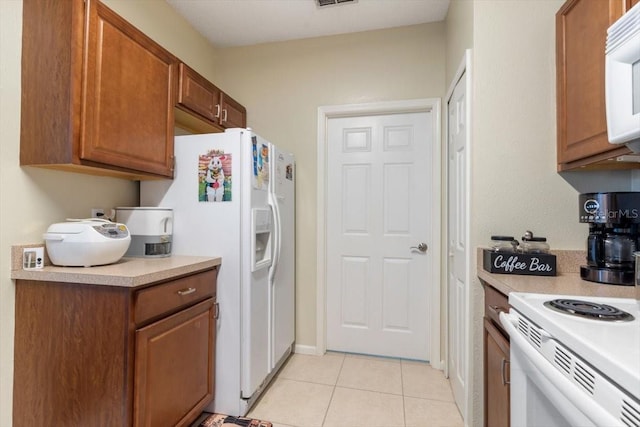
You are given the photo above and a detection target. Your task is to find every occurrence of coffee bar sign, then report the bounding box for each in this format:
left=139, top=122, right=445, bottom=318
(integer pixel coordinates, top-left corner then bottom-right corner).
left=483, top=249, right=557, bottom=276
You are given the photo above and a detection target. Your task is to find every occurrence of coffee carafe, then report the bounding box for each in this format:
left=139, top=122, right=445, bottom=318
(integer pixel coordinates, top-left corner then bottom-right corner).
left=580, top=192, right=640, bottom=285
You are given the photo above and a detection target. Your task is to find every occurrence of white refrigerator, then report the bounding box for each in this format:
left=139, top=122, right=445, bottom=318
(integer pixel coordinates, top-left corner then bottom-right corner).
left=140, top=128, right=295, bottom=416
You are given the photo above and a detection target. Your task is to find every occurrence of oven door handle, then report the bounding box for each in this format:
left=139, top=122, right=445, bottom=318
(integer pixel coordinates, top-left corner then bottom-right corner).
left=499, top=311, right=622, bottom=427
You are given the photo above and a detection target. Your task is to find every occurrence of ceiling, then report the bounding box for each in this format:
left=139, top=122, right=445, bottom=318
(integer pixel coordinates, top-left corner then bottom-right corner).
left=165, top=0, right=451, bottom=48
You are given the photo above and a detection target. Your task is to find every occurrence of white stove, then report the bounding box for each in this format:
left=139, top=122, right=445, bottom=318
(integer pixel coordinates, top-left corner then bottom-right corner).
left=500, top=292, right=640, bottom=427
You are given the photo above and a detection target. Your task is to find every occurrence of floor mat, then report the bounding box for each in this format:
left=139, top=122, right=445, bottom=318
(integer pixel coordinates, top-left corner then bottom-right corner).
left=197, top=412, right=273, bottom=427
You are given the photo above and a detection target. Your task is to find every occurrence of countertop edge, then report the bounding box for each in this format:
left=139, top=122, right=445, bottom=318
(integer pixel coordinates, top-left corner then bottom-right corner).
left=478, top=261, right=636, bottom=299
left=11, top=256, right=222, bottom=288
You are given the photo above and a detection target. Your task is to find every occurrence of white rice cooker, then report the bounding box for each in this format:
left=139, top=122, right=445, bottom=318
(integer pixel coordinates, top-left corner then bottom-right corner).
left=115, top=207, right=173, bottom=257
left=43, top=219, right=131, bottom=267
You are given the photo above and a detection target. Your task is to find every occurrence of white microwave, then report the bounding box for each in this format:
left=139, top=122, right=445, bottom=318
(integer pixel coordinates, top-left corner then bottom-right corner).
left=605, top=2, right=640, bottom=152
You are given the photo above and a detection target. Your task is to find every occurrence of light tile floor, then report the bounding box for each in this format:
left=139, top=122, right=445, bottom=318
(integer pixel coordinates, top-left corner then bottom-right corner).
left=247, top=352, right=464, bottom=427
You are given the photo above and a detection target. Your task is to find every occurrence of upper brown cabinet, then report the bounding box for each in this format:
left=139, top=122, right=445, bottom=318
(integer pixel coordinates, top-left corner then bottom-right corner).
left=556, top=0, right=639, bottom=171
left=21, top=0, right=178, bottom=180
left=220, top=92, right=247, bottom=129
left=177, top=63, right=223, bottom=126
left=176, top=63, right=247, bottom=132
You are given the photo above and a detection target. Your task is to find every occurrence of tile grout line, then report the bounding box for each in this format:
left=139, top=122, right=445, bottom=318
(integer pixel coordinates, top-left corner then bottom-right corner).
left=266, top=353, right=459, bottom=427
left=400, top=359, right=407, bottom=427
left=321, top=352, right=346, bottom=427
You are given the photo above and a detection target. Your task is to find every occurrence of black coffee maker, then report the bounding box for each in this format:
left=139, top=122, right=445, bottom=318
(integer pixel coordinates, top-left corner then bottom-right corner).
left=579, top=192, right=640, bottom=286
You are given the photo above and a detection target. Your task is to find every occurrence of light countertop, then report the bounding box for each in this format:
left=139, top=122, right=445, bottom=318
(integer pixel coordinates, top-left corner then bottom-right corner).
left=11, top=244, right=221, bottom=288
left=477, top=249, right=636, bottom=299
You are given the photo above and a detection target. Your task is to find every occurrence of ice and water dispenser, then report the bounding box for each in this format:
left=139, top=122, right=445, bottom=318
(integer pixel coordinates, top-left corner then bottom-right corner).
left=252, top=208, right=272, bottom=271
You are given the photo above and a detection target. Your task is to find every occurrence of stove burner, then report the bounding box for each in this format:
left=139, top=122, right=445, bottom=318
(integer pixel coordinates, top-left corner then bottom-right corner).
left=543, top=299, right=635, bottom=321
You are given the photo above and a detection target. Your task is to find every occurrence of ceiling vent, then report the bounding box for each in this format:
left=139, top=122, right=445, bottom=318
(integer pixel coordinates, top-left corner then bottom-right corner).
left=317, top=0, right=357, bottom=7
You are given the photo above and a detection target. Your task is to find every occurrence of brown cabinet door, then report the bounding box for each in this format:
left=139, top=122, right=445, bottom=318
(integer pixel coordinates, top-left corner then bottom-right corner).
left=134, top=298, right=215, bottom=427
left=556, top=0, right=633, bottom=170
left=220, top=93, right=247, bottom=129
left=82, top=0, right=177, bottom=177
left=484, top=318, right=510, bottom=427
left=177, top=63, right=222, bottom=125
left=13, top=281, right=132, bottom=427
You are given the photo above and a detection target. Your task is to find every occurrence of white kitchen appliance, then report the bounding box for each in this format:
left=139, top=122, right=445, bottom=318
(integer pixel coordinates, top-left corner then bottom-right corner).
left=141, top=128, right=295, bottom=416
left=43, top=219, right=131, bottom=267
left=605, top=2, right=640, bottom=151
left=115, top=207, right=173, bottom=257
left=500, top=292, right=640, bottom=427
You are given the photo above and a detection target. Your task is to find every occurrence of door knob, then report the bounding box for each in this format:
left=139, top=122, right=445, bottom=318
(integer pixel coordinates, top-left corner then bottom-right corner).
left=410, top=243, right=428, bottom=253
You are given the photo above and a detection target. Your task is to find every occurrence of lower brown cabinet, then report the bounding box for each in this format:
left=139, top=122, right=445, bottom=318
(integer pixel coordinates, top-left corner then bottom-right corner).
left=483, top=283, right=510, bottom=427
left=13, top=267, right=218, bottom=427
left=135, top=299, right=215, bottom=427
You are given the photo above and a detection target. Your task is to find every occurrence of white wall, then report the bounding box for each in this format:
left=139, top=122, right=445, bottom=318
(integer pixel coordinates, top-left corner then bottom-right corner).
left=469, top=2, right=564, bottom=423
left=215, top=23, right=446, bottom=349
left=445, top=0, right=473, bottom=85
left=0, top=2, right=219, bottom=424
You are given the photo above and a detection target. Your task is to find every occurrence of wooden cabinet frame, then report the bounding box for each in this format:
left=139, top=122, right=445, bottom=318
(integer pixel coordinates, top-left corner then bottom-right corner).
left=176, top=63, right=247, bottom=132
left=134, top=299, right=215, bottom=427
left=20, top=0, right=178, bottom=179
left=81, top=0, right=177, bottom=177
left=484, top=318, right=510, bottom=427
left=556, top=0, right=639, bottom=171
left=21, top=0, right=248, bottom=178
left=13, top=268, right=218, bottom=427
left=482, top=283, right=510, bottom=427
left=177, top=63, right=222, bottom=125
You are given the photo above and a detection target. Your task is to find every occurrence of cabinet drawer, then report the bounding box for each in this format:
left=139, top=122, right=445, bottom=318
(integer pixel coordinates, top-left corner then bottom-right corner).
left=484, top=285, right=509, bottom=330
left=135, top=269, right=217, bottom=324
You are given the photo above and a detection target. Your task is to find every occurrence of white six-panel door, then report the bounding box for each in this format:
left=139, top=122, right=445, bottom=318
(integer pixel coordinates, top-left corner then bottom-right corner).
left=326, top=112, right=433, bottom=360
left=447, top=65, right=470, bottom=417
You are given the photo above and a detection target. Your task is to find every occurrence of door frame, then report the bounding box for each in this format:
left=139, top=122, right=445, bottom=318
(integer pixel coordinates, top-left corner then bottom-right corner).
left=444, top=49, right=472, bottom=423
left=316, top=98, right=442, bottom=369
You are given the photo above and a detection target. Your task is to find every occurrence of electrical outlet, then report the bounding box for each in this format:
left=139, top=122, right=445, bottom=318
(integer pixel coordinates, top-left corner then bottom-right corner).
left=91, top=208, right=105, bottom=218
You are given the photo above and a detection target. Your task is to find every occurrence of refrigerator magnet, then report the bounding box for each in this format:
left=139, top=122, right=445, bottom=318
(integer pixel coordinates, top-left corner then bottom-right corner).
left=253, top=141, right=270, bottom=190
left=199, top=150, right=232, bottom=202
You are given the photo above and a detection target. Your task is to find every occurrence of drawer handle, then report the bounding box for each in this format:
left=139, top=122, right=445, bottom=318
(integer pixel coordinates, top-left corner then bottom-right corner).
left=177, top=287, right=196, bottom=296
left=214, top=302, right=220, bottom=320
left=501, top=358, right=510, bottom=385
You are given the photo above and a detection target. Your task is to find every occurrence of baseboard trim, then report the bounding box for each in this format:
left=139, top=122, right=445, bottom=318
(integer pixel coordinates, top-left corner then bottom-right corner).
left=293, top=344, right=317, bottom=355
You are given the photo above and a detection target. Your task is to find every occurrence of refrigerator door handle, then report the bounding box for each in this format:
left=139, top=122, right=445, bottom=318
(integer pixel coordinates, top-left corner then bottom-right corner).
left=268, top=195, right=281, bottom=283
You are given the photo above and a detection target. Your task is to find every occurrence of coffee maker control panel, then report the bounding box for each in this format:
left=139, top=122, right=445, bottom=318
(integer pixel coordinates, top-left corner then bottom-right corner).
left=579, top=192, right=640, bottom=224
